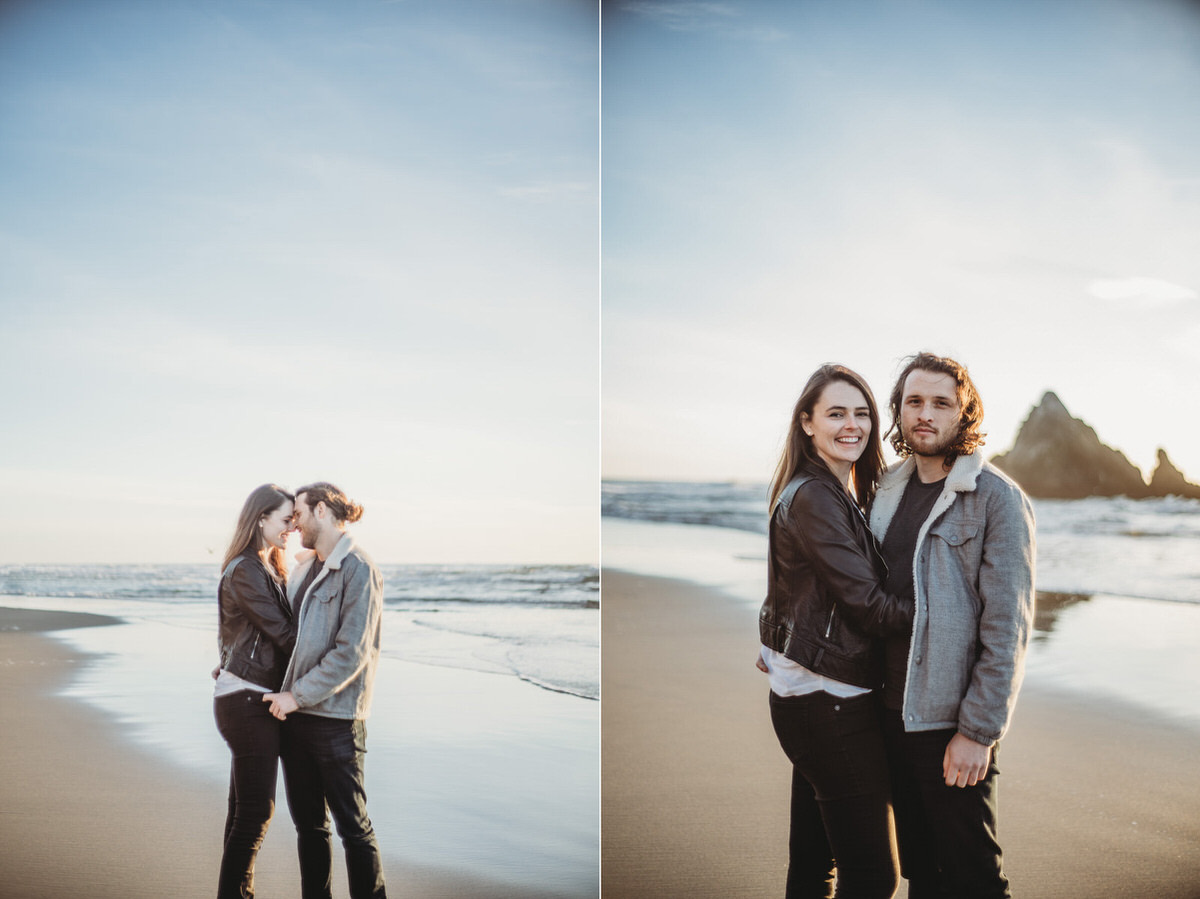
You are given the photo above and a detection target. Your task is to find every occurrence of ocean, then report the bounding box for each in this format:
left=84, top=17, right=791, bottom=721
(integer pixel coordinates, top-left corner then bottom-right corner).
left=0, top=562, right=599, bottom=699
left=603, top=480, right=1200, bottom=730
left=603, top=479, right=1200, bottom=604
left=0, top=561, right=599, bottom=895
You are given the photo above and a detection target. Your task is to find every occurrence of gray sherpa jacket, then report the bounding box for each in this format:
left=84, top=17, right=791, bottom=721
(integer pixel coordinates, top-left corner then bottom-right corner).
left=280, top=533, right=383, bottom=720
left=869, top=451, right=1035, bottom=745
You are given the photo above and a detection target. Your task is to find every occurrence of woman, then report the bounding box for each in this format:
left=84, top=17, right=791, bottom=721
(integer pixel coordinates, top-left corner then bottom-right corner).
left=757, top=364, right=914, bottom=899
left=214, top=484, right=298, bottom=899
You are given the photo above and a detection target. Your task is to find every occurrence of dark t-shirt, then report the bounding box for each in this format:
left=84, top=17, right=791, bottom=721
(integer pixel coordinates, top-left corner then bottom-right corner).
left=879, top=471, right=945, bottom=711
left=292, top=557, right=324, bottom=618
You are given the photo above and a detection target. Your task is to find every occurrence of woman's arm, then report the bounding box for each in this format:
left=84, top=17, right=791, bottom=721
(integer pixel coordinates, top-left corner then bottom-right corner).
left=788, top=482, right=913, bottom=637
left=226, top=562, right=296, bottom=653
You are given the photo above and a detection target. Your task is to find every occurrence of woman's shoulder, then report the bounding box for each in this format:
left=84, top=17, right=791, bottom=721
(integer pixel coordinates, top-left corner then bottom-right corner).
left=786, top=474, right=855, bottom=522
left=227, top=554, right=276, bottom=590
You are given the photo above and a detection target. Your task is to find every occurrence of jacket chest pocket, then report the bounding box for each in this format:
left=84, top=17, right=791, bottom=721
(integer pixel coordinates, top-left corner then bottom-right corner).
left=927, top=518, right=985, bottom=592
left=929, top=518, right=982, bottom=547
left=308, top=577, right=341, bottom=609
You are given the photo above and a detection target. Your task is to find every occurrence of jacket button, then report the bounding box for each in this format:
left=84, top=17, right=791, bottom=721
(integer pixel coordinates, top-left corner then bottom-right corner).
left=915, top=655, right=923, bottom=665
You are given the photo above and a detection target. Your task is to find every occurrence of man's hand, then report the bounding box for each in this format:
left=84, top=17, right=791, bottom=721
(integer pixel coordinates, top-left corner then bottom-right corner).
left=943, top=733, right=992, bottom=787
left=755, top=654, right=769, bottom=673
left=263, top=691, right=299, bottom=721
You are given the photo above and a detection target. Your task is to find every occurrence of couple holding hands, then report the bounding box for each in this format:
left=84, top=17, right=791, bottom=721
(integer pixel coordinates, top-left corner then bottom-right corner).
left=213, top=481, right=387, bottom=899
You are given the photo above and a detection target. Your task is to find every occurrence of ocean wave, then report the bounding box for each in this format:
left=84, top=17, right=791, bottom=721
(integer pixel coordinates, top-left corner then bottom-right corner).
left=0, top=562, right=599, bottom=608
left=603, top=481, right=1200, bottom=606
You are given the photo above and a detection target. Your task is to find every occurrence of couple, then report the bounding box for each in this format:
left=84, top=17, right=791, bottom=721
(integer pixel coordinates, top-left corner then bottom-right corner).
left=759, top=352, right=1036, bottom=899
left=213, top=481, right=387, bottom=899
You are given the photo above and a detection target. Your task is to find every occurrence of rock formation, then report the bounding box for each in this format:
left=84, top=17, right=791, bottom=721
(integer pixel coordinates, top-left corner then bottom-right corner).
left=1148, top=448, right=1200, bottom=500
left=991, top=392, right=1151, bottom=499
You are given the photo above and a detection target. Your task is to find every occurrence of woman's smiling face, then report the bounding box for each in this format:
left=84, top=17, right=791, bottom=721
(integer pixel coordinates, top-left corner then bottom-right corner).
left=259, top=501, right=294, bottom=552
left=802, top=380, right=871, bottom=481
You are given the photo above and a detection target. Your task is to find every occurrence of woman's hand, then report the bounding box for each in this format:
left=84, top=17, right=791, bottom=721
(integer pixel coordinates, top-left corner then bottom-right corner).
left=755, top=655, right=769, bottom=673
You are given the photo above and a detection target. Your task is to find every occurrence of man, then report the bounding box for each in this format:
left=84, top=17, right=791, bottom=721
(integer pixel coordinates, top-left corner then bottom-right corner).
left=869, top=353, right=1035, bottom=898
left=264, top=482, right=387, bottom=899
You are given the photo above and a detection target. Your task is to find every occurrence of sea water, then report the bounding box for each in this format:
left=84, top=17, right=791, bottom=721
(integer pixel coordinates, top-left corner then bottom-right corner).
left=603, top=481, right=1200, bottom=729
left=0, top=562, right=598, bottom=698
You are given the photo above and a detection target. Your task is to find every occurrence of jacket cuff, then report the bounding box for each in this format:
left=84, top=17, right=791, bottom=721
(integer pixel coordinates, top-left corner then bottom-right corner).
left=291, top=683, right=313, bottom=709
left=958, top=726, right=998, bottom=747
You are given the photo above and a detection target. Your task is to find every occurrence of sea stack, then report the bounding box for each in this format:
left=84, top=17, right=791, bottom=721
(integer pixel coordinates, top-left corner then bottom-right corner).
left=1147, top=449, right=1200, bottom=500
left=991, top=392, right=1149, bottom=499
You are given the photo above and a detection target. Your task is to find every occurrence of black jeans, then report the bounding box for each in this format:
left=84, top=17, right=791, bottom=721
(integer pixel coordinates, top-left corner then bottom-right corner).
left=881, top=710, right=1009, bottom=899
left=769, top=690, right=899, bottom=899
left=214, top=690, right=281, bottom=899
left=281, top=713, right=387, bottom=899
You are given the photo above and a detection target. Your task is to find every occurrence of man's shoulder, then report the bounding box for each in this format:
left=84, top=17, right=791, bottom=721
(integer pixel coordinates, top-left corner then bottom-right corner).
left=340, top=542, right=381, bottom=579
left=961, top=459, right=1036, bottom=532
left=977, top=460, right=1031, bottom=503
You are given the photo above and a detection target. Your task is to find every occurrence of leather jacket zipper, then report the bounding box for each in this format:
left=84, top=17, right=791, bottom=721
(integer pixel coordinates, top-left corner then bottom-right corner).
left=250, top=632, right=260, bottom=660
left=824, top=606, right=836, bottom=639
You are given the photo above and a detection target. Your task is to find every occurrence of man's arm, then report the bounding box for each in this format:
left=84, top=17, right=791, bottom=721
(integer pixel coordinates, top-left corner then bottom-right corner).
left=956, top=478, right=1036, bottom=746
left=289, top=557, right=383, bottom=709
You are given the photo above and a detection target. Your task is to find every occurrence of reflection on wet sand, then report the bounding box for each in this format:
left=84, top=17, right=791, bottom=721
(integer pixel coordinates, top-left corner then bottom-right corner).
left=1032, top=591, right=1092, bottom=641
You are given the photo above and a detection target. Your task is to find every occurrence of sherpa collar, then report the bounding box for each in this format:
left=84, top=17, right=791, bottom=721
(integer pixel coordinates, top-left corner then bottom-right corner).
left=286, top=532, right=357, bottom=602
left=869, top=451, right=984, bottom=541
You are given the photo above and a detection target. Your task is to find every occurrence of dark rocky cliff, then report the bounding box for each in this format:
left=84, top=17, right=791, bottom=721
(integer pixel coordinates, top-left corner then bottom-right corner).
left=991, top=392, right=1200, bottom=499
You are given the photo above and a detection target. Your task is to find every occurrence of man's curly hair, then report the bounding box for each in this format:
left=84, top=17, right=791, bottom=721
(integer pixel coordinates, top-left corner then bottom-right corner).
left=887, top=352, right=986, bottom=468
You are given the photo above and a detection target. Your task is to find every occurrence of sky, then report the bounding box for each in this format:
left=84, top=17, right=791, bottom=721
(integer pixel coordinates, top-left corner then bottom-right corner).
left=0, top=0, right=598, bottom=564
left=602, top=0, right=1200, bottom=484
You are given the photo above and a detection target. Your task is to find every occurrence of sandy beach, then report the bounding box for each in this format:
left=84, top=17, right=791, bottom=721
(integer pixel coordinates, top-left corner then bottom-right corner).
left=0, top=606, right=592, bottom=899
left=601, top=569, right=1200, bottom=899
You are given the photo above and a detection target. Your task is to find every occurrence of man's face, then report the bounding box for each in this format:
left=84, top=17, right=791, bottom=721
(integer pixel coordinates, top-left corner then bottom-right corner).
left=293, top=494, right=320, bottom=550
left=899, top=369, right=962, bottom=458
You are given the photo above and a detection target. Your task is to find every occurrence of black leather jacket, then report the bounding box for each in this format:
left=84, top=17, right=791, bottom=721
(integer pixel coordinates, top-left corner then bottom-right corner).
left=759, top=459, right=913, bottom=689
left=217, top=553, right=296, bottom=691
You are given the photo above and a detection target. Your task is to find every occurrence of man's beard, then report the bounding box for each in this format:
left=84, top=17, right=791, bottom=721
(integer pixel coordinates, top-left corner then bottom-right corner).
left=905, top=426, right=958, bottom=458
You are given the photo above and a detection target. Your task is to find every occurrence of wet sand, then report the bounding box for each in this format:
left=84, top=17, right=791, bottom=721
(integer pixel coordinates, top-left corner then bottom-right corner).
left=601, top=570, right=1200, bottom=898
left=0, top=606, right=583, bottom=899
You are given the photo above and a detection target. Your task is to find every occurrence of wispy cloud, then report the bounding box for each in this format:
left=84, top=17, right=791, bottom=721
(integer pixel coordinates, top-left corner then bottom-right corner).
left=498, top=181, right=594, bottom=203
left=620, top=2, right=786, bottom=40
left=1087, top=276, right=1197, bottom=306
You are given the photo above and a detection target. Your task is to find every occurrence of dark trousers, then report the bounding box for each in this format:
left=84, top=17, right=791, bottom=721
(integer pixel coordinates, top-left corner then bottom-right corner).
left=214, top=690, right=281, bottom=899
left=281, top=713, right=387, bottom=899
left=881, top=710, right=1009, bottom=899
left=769, top=690, right=899, bottom=899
